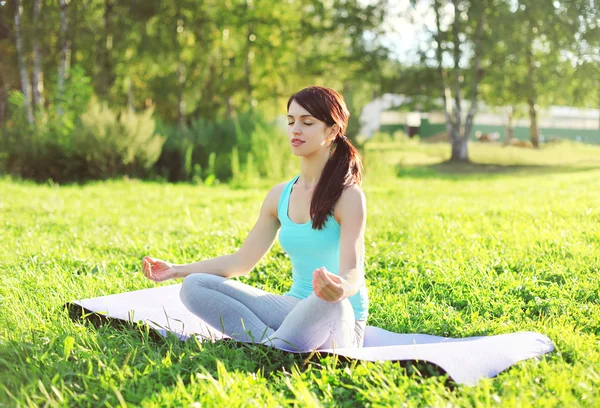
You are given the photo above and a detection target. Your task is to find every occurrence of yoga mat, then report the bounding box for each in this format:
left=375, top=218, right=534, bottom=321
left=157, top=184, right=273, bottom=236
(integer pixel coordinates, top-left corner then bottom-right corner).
left=67, top=284, right=554, bottom=385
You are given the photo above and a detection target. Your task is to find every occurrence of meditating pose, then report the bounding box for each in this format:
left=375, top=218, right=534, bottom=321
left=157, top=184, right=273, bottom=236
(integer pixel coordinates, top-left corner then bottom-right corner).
left=142, top=86, right=369, bottom=351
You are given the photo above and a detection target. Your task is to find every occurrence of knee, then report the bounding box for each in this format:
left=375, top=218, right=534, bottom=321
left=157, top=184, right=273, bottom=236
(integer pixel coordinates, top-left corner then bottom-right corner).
left=306, top=294, right=353, bottom=318
left=179, top=273, right=224, bottom=305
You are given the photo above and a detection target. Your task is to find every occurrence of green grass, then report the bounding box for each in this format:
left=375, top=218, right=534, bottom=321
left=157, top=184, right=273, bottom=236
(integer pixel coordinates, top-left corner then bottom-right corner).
left=1, top=141, right=600, bottom=407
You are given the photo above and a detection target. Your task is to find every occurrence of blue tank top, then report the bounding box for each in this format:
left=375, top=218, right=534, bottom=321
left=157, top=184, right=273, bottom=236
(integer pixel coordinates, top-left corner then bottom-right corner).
left=277, top=175, right=369, bottom=321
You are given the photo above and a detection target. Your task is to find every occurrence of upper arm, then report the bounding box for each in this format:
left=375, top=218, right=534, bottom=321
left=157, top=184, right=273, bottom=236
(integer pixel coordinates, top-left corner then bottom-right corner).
left=335, top=185, right=367, bottom=280
left=233, top=183, right=285, bottom=276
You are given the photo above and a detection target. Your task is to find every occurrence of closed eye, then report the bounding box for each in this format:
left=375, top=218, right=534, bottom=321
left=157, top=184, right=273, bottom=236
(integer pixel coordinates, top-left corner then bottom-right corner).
left=288, top=122, right=313, bottom=126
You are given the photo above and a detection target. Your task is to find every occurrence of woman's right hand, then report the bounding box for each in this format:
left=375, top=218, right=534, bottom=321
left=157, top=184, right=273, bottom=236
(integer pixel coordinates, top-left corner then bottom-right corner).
left=142, top=256, right=178, bottom=282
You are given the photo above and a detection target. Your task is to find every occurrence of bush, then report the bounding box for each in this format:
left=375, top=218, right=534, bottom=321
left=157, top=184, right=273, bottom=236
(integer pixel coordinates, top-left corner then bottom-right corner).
left=74, top=98, right=165, bottom=180
left=155, top=111, right=295, bottom=184
left=0, top=91, right=77, bottom=181
left=0, top=91, right=164, bottom=182
left=0, top=64, right=291, bottom=184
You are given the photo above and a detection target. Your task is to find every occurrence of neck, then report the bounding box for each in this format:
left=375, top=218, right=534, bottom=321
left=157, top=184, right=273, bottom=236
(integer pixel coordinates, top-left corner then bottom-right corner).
left=297, top=146, right=330, bottom=189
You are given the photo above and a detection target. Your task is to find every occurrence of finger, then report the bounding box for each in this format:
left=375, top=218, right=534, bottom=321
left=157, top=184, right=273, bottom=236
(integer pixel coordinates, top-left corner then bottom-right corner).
left=312, top=274, right=321, bottom=293
left=313, top=270, right=328, bottom=289
left=318, top=284, right=338, bottom=302
left=314, top=268, right=327, bottom=281
left=147, top=261, right=156, bottom=278
left=327, top=273, right=342, bottom=284
left=313, top=275, right=328, bottom=299
left=314, top=281, right=333, bottom=301
left=319, top=269, right=333, bottom=282
left=321, top=271, right=341, bottom=289
left=313, top=281, right=322, bottom=299
left=313, top=273, right=334, bottom=297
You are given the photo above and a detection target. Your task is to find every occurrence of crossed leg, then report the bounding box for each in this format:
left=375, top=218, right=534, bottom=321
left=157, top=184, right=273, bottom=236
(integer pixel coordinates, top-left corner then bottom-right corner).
left=179, top=274, right=356, bottom=351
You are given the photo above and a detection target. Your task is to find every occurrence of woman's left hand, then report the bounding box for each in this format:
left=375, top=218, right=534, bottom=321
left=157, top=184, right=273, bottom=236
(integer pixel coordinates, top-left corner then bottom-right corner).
left=312, top=267, right=346, bottom=302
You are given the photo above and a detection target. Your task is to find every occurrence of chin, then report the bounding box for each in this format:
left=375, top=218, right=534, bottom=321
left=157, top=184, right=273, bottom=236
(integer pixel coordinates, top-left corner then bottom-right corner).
left=290, top=144, right=307, bottom=157
left=290, top=146, right=317, bottom=158
left=290, top=144, right=327, bottom=158
left=290, top=149, right=307, bottom=157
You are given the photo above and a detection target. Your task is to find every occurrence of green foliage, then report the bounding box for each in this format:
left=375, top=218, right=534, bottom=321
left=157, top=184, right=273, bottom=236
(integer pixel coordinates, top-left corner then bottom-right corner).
left=155, top=111, right=295, bottom=185
left=54, top=65, right=94, bottom=119
left=0, top=78, right=164, bottom=182
left=0, top=90, right=76, bottom=181
left=233, top=113, right=296, bottom=182
left=75, top=98, right=165, bottom=180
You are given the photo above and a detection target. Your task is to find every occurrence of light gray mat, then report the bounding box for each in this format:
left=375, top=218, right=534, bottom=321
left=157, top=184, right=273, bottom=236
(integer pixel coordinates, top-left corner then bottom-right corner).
left=70, top=284, right=554, bottom=385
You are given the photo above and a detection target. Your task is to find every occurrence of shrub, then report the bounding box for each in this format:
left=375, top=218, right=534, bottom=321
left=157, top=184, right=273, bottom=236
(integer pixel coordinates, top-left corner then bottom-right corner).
left=0, top=92, right=164, bottom=182
left=155, top=111, right=295, bottom=184
left=74, top=98, right=165, bottom=180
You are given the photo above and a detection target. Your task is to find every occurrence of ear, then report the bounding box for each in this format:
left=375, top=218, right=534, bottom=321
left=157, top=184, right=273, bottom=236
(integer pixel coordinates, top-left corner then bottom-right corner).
left=327, top=124, right=339, bottom=141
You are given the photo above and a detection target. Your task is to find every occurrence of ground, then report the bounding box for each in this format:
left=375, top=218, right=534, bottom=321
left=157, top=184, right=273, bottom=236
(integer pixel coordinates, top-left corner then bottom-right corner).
left=1, top=141, right=599, bottom=406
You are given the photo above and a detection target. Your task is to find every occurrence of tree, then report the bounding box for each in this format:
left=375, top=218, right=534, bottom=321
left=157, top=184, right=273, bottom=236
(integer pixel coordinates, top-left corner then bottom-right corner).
left=32, top=0, right=44, bottom=111
left=569, top=2, right=600, bottom=128
left=505, top=0, right=598, bottom=147
left=57, top=0, right=69, bottom=116
left=0, top=4, right=15, bottom=125
left=426, top=0, right=487, bottom=162
left=14, top=0, right=34, bottom=124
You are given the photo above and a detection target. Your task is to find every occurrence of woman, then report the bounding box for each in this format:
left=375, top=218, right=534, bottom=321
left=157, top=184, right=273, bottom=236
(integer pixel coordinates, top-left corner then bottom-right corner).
left=142, top=86, right=369, bottom=351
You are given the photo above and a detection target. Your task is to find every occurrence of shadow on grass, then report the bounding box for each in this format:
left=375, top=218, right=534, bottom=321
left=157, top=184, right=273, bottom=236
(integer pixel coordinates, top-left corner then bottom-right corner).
left=64, top=303, right=452, bottom=386
left=396, top=161, right=600, bottom=180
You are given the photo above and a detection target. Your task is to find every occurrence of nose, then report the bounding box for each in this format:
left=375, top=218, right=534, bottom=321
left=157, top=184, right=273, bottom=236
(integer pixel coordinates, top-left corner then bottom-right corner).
left=291, top=123, right=302, bottom=136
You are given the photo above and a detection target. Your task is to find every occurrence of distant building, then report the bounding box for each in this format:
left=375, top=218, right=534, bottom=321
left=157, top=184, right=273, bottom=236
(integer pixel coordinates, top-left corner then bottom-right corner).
left=360, top=94, right=600, bottom=144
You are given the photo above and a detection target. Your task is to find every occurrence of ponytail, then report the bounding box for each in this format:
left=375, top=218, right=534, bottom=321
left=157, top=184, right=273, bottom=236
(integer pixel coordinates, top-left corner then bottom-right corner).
left=310, top=134, right=363, bottom=230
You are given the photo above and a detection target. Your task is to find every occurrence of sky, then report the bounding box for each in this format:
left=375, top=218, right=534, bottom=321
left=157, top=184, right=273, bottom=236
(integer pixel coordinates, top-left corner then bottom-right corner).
left=372, top=0, right=436, bottom=64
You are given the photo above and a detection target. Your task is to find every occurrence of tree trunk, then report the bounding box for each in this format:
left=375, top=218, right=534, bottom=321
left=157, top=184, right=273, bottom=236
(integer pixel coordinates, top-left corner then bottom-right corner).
left=525, top=22, right=540, bottom=148
left=0, top=81, right=7, bottom=126
left=450, top=134, right=469, bottom=162
left=528, top=98, right=539, bottom=147
left=433, top=0, right=456, bottom=156
left=98, top=0, right=114, bottom=98
left=451, top=0, right=462, bottom=133
left=32, top=0, right=44, bottom=111
left=462, top=4, right=484, bottom=158
left=176, top=3, right=186, bottom=127
left=244, top=0, right=254, bottom=104
left=14, top=0, right=34, bottom=124
left=177, top=62, right=186, bottom=127
left=505, top=106, right=515, bottom=143
left=447, top=0, right=471, bottom=163
left=57, top=0, right=69, bottom=116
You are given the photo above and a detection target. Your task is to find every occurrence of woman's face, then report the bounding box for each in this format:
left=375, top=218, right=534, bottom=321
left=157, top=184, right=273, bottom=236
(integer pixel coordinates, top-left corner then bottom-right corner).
left=287, top=100, right=337, bottom=157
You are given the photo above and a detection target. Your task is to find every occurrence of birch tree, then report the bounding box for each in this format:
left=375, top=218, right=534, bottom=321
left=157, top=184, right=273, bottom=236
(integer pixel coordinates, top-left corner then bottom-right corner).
left=14, top=0, right=34, bottom=124
left=57, top=0, right=69, bottom=116
left=32, top=0, right=44, bottom=111
left=431, top=0, right=486, bottom=162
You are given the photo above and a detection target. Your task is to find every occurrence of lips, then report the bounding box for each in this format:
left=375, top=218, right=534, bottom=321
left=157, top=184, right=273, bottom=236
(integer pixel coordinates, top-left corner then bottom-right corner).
left=291, top=138, right=305, bottom=146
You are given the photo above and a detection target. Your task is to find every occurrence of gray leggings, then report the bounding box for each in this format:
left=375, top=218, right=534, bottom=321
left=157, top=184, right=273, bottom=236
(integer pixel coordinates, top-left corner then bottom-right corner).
left=179, top=273, right=366, bottom=351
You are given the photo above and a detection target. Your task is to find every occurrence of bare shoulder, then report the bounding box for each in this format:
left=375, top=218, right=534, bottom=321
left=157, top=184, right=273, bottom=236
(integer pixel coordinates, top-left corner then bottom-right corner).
left=334, top=184, right=367, bottom=223
left=342, top=184, right=366, bottom=203
left=262, top=182, right=287, bottom=216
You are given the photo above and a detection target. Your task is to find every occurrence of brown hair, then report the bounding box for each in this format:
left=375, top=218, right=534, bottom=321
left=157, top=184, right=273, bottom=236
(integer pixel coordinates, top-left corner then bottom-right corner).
left=287, top=86, right=363, bottom=230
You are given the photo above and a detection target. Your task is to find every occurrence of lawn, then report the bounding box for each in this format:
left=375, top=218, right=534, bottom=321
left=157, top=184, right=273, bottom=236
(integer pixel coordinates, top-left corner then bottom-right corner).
left=1, top=141, right=599, bottom=407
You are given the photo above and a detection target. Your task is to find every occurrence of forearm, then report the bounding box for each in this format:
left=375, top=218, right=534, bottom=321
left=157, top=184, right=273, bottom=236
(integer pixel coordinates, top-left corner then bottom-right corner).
left=339, top=267, right=364, bottom=299
left=173, top=254, right=244, bottom=279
